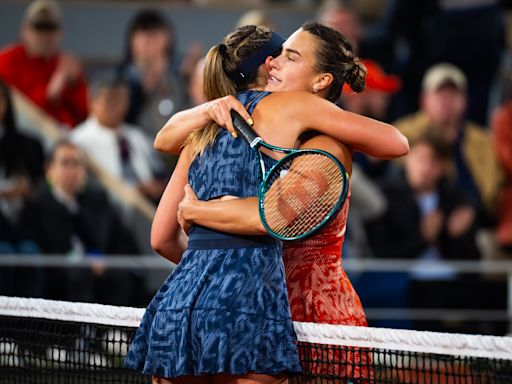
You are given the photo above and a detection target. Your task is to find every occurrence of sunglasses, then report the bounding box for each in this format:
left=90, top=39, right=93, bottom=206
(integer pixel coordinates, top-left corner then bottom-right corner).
left=31, top=21, right=60, bottom=32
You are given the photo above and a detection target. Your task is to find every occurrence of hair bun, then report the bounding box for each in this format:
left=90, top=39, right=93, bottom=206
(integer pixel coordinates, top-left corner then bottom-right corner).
left=347, top=60, right=367, bottom=93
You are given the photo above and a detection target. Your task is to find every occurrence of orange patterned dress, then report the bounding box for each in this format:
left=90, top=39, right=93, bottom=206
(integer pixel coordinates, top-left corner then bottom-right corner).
left=283, top=193, right=372, bottom=380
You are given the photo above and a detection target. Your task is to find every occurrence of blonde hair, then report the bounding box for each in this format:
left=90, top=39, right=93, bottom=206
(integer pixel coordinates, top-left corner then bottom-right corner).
left=185, top=25, right=272, bottom=157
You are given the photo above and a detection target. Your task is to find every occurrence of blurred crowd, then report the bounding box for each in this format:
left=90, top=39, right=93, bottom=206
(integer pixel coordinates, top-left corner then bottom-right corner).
left=0, top=0, right=511, bottom=334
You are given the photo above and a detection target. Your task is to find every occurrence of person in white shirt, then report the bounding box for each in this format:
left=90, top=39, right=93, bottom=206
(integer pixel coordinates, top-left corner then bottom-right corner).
left=72, top=75, right=166, bottom=203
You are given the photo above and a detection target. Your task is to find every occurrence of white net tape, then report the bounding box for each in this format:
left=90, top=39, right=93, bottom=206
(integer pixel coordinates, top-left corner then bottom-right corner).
left=1, top=296, right=511, bottom=360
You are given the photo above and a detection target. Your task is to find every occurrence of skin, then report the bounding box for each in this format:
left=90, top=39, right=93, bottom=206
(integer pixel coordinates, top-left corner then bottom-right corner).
left=151, top=28, right=408, bottom=384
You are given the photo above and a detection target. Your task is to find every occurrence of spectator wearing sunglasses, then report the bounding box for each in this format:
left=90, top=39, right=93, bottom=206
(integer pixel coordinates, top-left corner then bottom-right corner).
left=0, top=0, right=88, bottom=128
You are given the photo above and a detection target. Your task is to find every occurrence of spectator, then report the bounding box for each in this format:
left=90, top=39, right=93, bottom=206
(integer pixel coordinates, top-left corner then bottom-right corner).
left=341, top=59, right=401, bottom=122
left=188, top=57, right=206, bottom=106
left=491, top=99, right=512, bottom=256
left=72, top=75, right=166, bottom=204
left=344, top=59, right=402, bottom=181
left=394, top=63, right=501, bottom=223
left=364, top=135, right=484, bottom=332
left=318, top=0, right=363, bottom=47
left=0, top=79, right=45, bottom=297
left=17, top=140, right=141, bottom=305
left=118, top=9, right=188, bottom=141
left=367, top=135, right=480, bottom=261
left=236, top=9, right=276, bottom=29
left=0, top=0, right=88, bottom=128
left=0, top=80, right=45, bottom=252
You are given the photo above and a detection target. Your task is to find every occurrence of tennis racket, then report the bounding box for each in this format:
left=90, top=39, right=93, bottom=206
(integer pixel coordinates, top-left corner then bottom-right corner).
left=230, top=110, right=349, bottom=241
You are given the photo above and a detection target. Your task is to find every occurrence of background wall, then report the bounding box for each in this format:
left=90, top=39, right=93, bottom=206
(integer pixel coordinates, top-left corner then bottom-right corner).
left=0, top=1, right=313, bottom=64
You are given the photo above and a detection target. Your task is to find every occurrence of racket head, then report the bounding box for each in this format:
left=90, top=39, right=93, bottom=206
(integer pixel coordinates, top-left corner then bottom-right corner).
left=259, top=149, right=349, bottom=241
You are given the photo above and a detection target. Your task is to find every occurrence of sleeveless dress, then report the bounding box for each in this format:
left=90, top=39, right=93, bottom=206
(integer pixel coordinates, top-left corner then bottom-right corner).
left=125, top=90, right=301, bottom=378
left=284, top=191, right=373, bottom=380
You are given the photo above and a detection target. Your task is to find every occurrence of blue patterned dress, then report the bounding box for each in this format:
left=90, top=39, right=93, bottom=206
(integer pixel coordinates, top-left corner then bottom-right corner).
left=125, top=91, right=301, bottom=378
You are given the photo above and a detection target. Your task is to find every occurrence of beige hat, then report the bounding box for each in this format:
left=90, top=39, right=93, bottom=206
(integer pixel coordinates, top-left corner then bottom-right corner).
left=422, top=63, right=467, bottom=93
left=25, top=0, right=62, bottom=27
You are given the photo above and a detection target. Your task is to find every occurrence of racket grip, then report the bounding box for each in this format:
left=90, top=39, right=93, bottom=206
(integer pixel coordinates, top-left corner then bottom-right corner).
left=230, top=110, right=261, bottom=147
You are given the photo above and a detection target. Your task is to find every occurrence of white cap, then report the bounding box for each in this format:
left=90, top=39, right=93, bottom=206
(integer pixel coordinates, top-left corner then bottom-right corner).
left=422, top=63, right=467, bottom=93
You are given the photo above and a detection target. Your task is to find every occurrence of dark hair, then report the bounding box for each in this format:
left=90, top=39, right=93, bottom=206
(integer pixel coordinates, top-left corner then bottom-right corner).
left=301, top=21, right=366, bottom=102
left=89, top=71, right=129, bottom=100
left=0, top=80, right=24, bottom=176
left=415, top=131, right=454, bottom=161
left=124, top=9, right=175, bottom=62
left=47, top=139, right=83, bottom=165
left=187, top=25, right=274, bottom=155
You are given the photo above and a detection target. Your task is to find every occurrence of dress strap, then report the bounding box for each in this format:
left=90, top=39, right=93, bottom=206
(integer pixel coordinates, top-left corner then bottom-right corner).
left=237, top=90, right=271, bottom=115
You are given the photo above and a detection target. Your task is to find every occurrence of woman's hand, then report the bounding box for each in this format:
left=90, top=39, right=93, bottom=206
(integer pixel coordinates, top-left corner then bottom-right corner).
left=178, top=184, right=199, bottom=234
left=201, top=95, right=254, bottom=137
left=154, top=96, right=253, bottom=154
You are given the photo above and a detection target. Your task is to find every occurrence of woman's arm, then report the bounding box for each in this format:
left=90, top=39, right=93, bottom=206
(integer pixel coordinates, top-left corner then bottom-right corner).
left=264, top=91, right=409, bottom=159
left=150, top=146, right=193, bottom=263
left=154, top=96, right=253, bottom=154
left=178, top=134, right=353, bottom=236
left=179, top=189, right=266, bottom=235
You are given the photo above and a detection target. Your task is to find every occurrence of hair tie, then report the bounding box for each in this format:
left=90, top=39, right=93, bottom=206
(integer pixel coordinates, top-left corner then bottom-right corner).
left=218, top=44, right=228, bottom=57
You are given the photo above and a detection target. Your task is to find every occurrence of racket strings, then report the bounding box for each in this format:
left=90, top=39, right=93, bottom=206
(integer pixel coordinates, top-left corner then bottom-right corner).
left=262, top=153, right=345, bottom=238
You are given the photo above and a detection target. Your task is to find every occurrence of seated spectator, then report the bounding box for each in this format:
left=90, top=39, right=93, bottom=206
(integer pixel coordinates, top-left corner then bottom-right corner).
left=343, top=59, right=402, bottom=180
left=394, top=63, right=501, bottom=225
left=72, top=75, right=166, bottom=204
left=17, top=140, right=141, bottom=305
left=0, top=0, right=88, bottom=128
left=0, top=79, right=45, bottom=297
left=341, top=59, right=401, bottom=123
left=491, top=99, right=512, bottom=256
left=364, top=135, right=485, bottom=332
left=236, top=9, right=276, bottom=29
left=367, top=135, right=480, bottom=261
left=118, top=9, right=188, bottom=141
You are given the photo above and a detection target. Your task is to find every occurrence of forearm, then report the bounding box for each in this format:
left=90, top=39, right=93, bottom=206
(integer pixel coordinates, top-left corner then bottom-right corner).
left=182, top=197, right=267, bottom=235
left=153, top=230, right=188, bottom=264
left=340, top=112, right=409, bottom=159
left=154, top=104, right=210, bottom=154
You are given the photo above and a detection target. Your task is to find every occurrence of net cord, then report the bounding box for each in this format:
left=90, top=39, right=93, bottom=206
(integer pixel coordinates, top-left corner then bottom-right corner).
left=1, top=296, right=511, bottom=361
left=294, top=321, right=512, bottom=361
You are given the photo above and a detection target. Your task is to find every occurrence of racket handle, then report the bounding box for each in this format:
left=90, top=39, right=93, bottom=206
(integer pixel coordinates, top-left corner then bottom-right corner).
left=230, top=110, right=261, bottom=147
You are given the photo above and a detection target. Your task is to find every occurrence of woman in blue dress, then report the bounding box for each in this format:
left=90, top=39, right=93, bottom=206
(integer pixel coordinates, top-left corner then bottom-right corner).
left=125, top=25, right=408, bottom=384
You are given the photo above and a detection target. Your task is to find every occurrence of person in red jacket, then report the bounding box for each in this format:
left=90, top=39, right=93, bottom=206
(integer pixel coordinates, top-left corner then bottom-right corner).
left=491, top=101, right=512, bottom=255
left=0, top=0, right=88, bottom=128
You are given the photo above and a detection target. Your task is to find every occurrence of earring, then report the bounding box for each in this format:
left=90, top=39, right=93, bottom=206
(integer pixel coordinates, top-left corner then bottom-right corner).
left=312, top=87, right=318, bottom=94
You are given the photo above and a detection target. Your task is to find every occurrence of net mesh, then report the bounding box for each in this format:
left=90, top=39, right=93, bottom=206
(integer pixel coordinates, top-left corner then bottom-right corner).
left=1, top=296, right=511, bottom=383
left=262, top=152, right=347, bottom=239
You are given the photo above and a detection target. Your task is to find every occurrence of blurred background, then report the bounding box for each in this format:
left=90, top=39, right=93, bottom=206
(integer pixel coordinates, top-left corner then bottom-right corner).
left=1, top=0, right=512, bottom=337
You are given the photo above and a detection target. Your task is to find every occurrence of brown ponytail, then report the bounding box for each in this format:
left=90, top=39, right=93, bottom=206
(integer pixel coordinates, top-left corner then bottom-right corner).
left=186, top=25, right=273, bottom=156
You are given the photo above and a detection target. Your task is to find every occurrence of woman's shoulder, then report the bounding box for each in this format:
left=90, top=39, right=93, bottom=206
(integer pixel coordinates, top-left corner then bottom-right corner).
left=263, top=91, right=332, bottom=114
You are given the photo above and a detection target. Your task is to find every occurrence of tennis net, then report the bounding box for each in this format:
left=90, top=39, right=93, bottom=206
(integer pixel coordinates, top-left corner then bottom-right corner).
left=1, top=296, right=511, bottom=383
